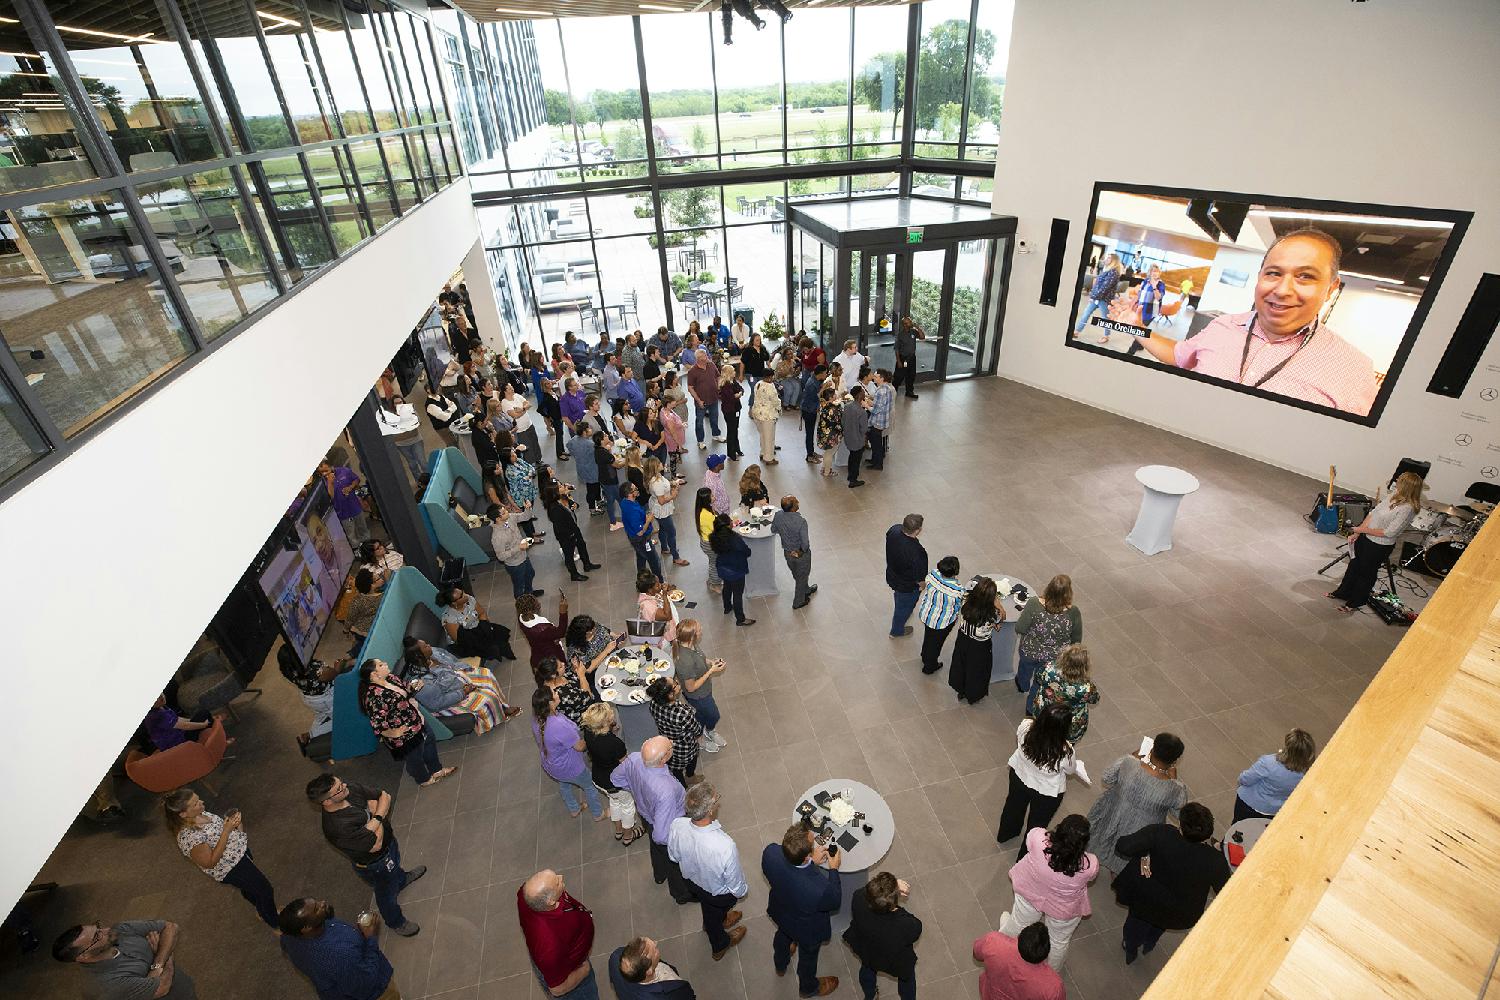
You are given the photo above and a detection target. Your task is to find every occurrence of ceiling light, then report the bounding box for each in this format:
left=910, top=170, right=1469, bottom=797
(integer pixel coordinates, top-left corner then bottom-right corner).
left=1339, top=270, right=1404, bottom=285
left=1419, top=275, right=1430, bottom=282
left=54, top=24, right=157, bottom=44
left=1251, top=209, right=1453, bottom=230
left=493, top=7, right=535, bottom=13
left=257, top=9, right=301, bottom=29
left=0, top=15, right=17, bottom=23
left=0, top=50, right=43, bottom=59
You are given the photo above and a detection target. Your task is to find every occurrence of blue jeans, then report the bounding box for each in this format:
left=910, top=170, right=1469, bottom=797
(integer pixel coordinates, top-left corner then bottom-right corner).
left=694, top=400, right=722, bottom=442
left=687, top=692, right=720, bottom=732
left=859, top=963, right=916, bottom=1000
left=399, top=726, right=443, bottom=784
left=1075, top=296, right=1110, bottom=332
left=353, top=840, right=410, bottom=929
left=630, top=535, right=663, bottom=579
left=1017, top=655, right=1046, bottom=695
left=656, top=515, right=681, bottom=559
left=601, top=483, right=621, bottom=524
left=554, top=761, right=604, bottom=817
left=891, top=589, right=919, bottom=636
left=503, top=558, right=535, bottom=598
left=533, top=961, right=600, bottom=1000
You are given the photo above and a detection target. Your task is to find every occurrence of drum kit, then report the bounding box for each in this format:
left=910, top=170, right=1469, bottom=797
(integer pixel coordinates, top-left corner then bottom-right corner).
left=1405, top=500, right=1491, bottom=577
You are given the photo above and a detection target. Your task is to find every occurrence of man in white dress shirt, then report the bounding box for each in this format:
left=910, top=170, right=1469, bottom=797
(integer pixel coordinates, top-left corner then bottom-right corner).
left=666, top=781, right=748, bottom=960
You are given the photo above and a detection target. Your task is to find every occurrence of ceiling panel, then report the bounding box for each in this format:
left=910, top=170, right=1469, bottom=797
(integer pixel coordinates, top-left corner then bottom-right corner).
left=450, top=0, right=916, bottom=25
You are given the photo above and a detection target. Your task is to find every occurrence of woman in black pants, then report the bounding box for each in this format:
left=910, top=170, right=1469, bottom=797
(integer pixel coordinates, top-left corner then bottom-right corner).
left=1328, top=471, right=1422, bottom=612
left=709, top=514, right=755, bottom=627
left=996, top=704, right=1087, bottom=855
left=1113, top=802, right=1230, bottom=964
left=544, top=483, right=599, bottom=582
left=717, top=363, right=744, bottom=461
left=163, top=791, right=279, bottom=928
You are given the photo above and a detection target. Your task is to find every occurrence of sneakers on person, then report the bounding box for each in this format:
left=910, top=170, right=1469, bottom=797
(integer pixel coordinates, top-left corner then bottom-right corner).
left=710, top=730, right=728, bottom=748
left=700, top=735, right=721, bottom=753
left=713, top=436, right=726, bottom=443
left=402, top=865, right=428, bottom=890
left=390, top=920, right=421, bottom=937
left=698, top=441, right=708, bottom=450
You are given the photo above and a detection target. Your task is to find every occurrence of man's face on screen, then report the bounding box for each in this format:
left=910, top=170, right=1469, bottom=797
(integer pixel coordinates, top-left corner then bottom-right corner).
left=1255, top=236, right=1339, bottom=338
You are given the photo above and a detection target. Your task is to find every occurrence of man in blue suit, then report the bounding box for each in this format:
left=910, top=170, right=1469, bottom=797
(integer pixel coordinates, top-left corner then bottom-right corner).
left=761, top=823, right=842, bottom=997
left=607, top=937, right=696, bottom=999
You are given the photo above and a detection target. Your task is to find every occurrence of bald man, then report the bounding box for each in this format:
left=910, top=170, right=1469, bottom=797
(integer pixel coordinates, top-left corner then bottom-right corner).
left=612, top=737, right=693, bottom=903
left=517, top=869, right=597, bottom=998
left=1137, top=229, right=1377, bottom=415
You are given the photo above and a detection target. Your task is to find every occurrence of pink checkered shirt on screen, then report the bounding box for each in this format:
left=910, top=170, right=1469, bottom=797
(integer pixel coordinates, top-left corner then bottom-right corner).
left=1171, top=310, right=1378, bottom=416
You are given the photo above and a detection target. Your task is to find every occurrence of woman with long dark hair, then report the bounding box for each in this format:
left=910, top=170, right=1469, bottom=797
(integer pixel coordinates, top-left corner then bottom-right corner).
left=947, top=577, right=1005, bottom=704
left=997, top=703, right=1088, bottom=852
left=531, top=686, right=604, bottom=820
left=695, top=487, right=721, bottom=593
left=357, top=659, right=456, bottom=786
left=709, top=513, right=754, bottom=627
left=563, top=613, right=618, bottom=681
left=645, top=676, right=703, bottom=785
left=500, top=446, right=543, bottom=540
left=399, top=635, right=519, bottom=733
left=998, top=814, right=1098, bottom=970
left=534, top=655, right=595, bottom=724
left=435, top=585, right=515, bottom=662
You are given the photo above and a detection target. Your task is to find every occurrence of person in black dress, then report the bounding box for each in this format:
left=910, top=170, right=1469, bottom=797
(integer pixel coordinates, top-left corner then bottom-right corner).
left=947, top=577, right=1005, bottom=705
left=544, top=483, right=599, bottom=582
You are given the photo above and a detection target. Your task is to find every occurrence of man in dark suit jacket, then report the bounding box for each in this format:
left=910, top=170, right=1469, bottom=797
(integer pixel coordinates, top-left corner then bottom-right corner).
left=608, top=937, right=696, bottom=999
left=761, top=823, right=842, bottom=998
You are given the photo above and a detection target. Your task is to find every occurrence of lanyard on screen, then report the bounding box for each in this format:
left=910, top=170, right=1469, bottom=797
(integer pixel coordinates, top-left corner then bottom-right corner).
left=1239, top=313, right=1317, bottom=388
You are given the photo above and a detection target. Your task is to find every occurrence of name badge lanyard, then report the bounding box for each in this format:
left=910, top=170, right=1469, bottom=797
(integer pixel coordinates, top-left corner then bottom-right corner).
left=1239, top=313, right=1316, bottom=389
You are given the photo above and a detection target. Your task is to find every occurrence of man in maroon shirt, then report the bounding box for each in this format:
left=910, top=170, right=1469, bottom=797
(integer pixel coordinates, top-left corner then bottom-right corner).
left=974, top=923, right=1065, bottom=1000
left=518, top=869, right=599, bottom=999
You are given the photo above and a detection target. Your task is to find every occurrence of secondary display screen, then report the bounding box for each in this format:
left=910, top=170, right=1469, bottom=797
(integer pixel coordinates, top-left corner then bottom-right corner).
left=1066, top=184, right=1469, bottom=424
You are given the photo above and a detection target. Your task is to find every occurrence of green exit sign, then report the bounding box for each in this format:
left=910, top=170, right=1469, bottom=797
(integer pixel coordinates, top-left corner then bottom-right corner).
left=906, top=227, right=924, bottom=245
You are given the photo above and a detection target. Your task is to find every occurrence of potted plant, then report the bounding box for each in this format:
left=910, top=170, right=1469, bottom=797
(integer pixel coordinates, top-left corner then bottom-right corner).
left=760, top=311, right=785, bottom=343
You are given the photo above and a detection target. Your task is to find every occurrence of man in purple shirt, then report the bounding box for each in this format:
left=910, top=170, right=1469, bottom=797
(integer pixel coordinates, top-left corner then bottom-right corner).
left=560, top=378, right=588, bottom=434
left=619, top=367, right=646, bottom=414
left=612, top=737, right=694, bottom=903
left=317, top=460, right=369, bottom=547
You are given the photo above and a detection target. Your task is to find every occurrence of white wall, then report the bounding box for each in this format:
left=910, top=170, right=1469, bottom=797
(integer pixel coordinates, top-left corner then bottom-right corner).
left=993, top=0, right=1500, bottom=503
left=0, top=181, right=481, bottom=912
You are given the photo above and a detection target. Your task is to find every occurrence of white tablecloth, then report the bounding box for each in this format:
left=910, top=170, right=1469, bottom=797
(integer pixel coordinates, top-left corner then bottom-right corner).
left=733, top=505, right=781, bottom=598
left=976, top=573, right=1034, bottom=683
left=1125, top=465, right=1200, bottom=556
left=791, top=779, right=894, bottom=874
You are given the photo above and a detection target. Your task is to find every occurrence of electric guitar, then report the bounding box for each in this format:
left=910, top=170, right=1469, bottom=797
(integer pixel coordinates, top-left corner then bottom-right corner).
left=1314, top=465, right=1340, bottom=534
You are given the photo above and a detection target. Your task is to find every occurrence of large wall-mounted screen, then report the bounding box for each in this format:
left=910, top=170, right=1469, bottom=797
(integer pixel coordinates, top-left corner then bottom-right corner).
left=1066, top=184, right=1469, bottom=424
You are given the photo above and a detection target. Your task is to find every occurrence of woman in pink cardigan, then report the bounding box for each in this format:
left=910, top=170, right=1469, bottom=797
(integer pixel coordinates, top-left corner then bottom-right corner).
left=997, top=814, right=1099, bottom=970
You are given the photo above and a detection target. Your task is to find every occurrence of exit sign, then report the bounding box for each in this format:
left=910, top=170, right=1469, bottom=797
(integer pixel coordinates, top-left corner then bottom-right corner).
left=906, top=227, right=924, bottom=245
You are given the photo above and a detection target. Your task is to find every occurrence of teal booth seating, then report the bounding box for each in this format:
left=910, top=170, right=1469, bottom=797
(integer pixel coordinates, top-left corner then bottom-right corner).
left=419, top=447, right=493, bottom=567
left=331, top=566, right=459, bottom=761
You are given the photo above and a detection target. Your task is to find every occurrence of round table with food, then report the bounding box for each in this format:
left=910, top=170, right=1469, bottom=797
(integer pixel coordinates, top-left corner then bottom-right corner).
left=976, top=573, right=1033, bottom=683
left=732, top=503, right=782, bottom=599
left=596, top=644, right=675, bottom=749
left=790, top=779, right=896, bottom=937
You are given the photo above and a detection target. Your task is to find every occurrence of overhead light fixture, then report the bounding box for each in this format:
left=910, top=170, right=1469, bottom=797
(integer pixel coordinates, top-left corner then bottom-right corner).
left=257, top=9, right=301, bottom=29
left=54, top=24, right=157, bottom=44
left=0, top=50, right=43, bottom=59
left=1419, top=275, right=1430, bottom=282
left=493, top=6, right=535, bottom=13
left=1252, top=209, right=1453, bottom=230
left=1339, top=270, right=1404, bottom=285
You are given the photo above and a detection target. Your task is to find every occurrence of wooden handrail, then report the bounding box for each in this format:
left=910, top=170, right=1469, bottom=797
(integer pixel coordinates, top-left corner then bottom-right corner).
left=1144, top=513, right=1500, bottom=998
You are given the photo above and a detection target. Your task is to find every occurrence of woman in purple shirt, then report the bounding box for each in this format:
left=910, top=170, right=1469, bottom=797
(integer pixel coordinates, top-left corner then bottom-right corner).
left=530, top=687, right=604, bottom=820
left=316, top=460, right=369, bottom=548
left=144, top=693, right=218, bottom=751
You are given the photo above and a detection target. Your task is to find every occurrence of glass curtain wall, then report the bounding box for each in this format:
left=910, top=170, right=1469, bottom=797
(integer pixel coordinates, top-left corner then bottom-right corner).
left=458, top=1, right=1012, bottom=356
left=0, top=0, right=462, bottom=492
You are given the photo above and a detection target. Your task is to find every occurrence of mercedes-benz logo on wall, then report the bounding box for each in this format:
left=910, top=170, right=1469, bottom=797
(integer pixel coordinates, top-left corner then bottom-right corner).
left=1481, top=387, right=1499, bottom=401
left=1455, top=433, right=1473, bottom=446
left=1483, top=467, right=1499, bottom=480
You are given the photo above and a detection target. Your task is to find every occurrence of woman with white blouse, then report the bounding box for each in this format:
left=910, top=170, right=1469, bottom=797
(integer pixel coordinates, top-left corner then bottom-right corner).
left=1328, top=471, right=1422, bottom=612
left=163, top=791, right=279, bottom=929
left=501, top=381, right=541, bottom=459
left=946, top=576, right=1007, bottom=705
left=996, top=703, right=1090, bottom=853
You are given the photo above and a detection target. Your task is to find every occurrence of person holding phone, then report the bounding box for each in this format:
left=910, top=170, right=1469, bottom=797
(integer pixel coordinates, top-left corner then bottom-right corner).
left=762, top=824, right=842, bottom=998
left=490, top=504, right=543, bottom=599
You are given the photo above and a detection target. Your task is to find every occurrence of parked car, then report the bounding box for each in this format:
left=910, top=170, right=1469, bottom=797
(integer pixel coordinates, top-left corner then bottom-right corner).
left=811, top=107, right=825, bottom=114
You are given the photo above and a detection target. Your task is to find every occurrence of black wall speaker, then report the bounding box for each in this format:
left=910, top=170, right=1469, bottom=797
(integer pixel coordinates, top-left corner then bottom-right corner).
left=1039, top=218, right=1070, bottom=306
left=1428, top=273, right=1500, bottom=398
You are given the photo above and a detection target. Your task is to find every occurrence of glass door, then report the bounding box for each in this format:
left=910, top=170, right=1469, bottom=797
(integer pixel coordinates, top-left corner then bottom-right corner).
left=903, top=246, right=952, bottom=382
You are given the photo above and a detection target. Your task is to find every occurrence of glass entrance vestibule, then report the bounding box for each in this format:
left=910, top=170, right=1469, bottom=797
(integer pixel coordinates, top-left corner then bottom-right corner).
left=786, top=197, right=1016, bottom=382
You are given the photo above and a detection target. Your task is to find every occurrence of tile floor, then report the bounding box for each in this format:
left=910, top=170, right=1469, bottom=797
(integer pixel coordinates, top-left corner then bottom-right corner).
left=2, top=376, right=1422, bottom=999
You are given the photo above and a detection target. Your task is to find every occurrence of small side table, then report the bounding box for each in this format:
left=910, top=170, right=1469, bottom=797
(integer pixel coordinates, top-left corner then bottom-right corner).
left=1125, top=465, right=1200, bottom=555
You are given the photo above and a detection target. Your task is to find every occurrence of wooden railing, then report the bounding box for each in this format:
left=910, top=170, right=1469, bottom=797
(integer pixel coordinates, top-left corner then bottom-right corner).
left=1144, top=513, right=1500, bottom=999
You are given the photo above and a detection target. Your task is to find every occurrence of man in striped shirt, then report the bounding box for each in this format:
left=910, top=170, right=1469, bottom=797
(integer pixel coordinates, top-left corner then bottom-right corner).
left=916, top=556, right=965, bottom=675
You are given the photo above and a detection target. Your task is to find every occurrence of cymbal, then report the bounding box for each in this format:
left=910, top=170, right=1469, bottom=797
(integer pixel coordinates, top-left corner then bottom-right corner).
left=1425, top=502, right=1470, bottom=517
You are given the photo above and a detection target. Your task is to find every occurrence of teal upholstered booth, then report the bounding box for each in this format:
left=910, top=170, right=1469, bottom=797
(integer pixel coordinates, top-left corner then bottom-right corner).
left=419, top=447, right=492, bottom=567
left=331, top=567, right=456, bottom=760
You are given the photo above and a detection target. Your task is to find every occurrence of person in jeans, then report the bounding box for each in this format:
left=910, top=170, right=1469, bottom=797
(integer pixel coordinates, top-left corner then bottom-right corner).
left=594, top=431, right=625, bottom=530
left=532, top=687, right=606, bottom=820
left=709, top=514, right=754, bottom=627
left=799, top=365, right=827, bottom=462
left=999, top=815, right=1098, bottom=970
left=667, top=781, right=748, bottom=960
left=686, top=349, right=723, bottom=448
left=278, top=897, right=399, bottom=1000
left=672, top=619, right=727, bottom=752
left=694, top=488, right=721, bottom=593
left=840, top=385, right=871, bottom=489
left=842, top=872, right=921, bottom=1000
left=307, top=773, right=425, bottom=937
left=1074, top=252, right=1123, bottom=343
left=915, top=556, right=963, bottom=675
left=518, top=869, right=599, bottom=1000
left=357, top=660, right=457, bottom=787
left=1015, top=574, right=1083, bottom=698
left=770, top=495, right=816, bottom=609
left=162, top=790, right=279, bottom=928
left=884, top=514, right=928, bottom=637
left=567, top=398, right=603, bottom=514
left=620, top=483, right=664, bottom=580
left=645, top=457, right=691, bottom=567
left=490, top=504, right=542, bottom=599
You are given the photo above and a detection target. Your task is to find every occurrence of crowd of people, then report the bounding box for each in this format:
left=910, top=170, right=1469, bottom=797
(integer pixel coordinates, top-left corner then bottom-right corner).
left=73, top=302, right=1327, bottom=1000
